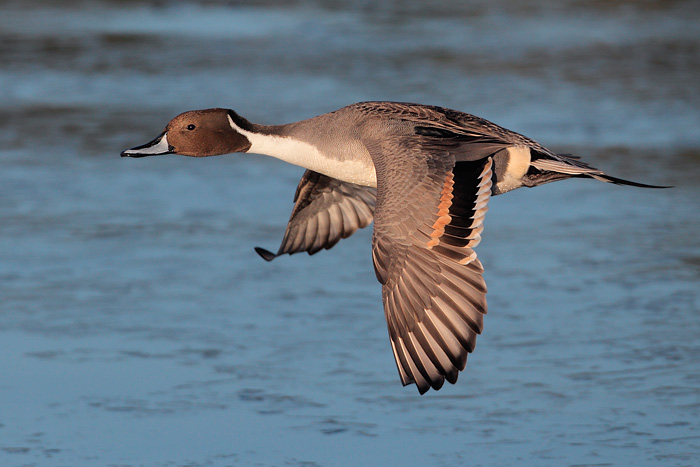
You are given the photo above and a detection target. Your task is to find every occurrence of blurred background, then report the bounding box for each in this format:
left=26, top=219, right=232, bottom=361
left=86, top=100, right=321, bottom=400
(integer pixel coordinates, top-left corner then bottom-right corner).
left=1, top=0, right=699, bottom=465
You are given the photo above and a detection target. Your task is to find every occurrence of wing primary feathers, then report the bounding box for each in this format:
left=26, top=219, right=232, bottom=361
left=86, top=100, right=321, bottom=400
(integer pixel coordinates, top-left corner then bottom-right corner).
left=257, top=170, right=377, bottom=261
left=371, top=155, right=494, bottom=393
left=254, top=246, right=278, bottom=262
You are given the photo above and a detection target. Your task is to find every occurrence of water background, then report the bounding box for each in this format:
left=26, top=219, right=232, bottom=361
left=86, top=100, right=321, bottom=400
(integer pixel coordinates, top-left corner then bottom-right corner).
left=1, top=1, right=699, bottom=465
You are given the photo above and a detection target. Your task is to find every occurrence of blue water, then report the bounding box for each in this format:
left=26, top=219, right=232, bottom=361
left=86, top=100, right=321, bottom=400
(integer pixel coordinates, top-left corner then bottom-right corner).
left=1, top=1, right=699, bottom=465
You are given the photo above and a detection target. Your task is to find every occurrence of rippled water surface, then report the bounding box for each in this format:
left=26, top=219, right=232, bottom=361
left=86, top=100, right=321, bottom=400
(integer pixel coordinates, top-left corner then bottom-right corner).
left=1, top=1, right=699, bottom=465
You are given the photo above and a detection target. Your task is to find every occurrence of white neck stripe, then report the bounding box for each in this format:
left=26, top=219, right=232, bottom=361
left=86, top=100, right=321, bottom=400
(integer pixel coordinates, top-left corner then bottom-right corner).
left=227, top=114, right=377, bottom=187
left=227, top=114, right=324, bottom=163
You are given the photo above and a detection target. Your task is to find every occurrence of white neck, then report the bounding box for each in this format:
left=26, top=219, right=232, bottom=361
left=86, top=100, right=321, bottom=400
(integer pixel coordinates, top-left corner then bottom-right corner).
left=227, top=114, right=376, bottom=187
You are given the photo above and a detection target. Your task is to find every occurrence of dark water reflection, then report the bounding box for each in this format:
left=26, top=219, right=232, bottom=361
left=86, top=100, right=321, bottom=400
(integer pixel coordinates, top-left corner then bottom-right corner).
left=1, top=1, right=699, bottom=465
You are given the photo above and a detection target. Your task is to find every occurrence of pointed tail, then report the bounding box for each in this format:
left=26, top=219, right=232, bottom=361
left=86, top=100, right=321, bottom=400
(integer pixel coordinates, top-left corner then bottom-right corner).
left=589, top=173, right=671, bottom=189
left=530, top=154, right=671, bottom=189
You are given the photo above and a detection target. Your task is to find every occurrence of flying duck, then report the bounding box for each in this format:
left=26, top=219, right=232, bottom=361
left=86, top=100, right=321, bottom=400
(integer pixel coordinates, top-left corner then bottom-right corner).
left=121, top=101, right=663, bottom=394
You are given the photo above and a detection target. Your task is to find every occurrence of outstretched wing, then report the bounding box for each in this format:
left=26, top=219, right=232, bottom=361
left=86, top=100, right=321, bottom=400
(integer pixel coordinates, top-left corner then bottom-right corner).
left=369, top=131, right=493, bottom=394
left=255, top=170, right=376, bottom=261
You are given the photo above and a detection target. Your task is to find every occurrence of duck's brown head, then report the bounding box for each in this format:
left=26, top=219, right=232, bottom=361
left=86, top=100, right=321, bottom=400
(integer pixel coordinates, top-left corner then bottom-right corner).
left=121, top=108, right=252, bottom=158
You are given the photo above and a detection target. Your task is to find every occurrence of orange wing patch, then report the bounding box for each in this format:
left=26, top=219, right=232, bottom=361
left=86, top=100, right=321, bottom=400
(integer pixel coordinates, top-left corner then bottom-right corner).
left=426, top=172, right=455, bottom=248
left=424, top=158, right=493, bottom=256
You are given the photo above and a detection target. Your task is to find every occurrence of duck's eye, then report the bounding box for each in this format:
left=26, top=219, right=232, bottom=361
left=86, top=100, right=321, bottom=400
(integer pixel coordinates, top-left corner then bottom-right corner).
left=186, top=124, right=196, bottom=131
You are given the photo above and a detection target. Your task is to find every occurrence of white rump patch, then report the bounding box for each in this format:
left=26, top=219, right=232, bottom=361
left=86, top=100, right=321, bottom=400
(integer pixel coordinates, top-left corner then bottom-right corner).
left=495, top=145, right=531, bottom=194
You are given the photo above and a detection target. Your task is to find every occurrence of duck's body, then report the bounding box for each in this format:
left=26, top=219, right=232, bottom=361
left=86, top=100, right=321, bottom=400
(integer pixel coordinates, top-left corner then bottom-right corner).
left=122, top=101, right=663, bottom=394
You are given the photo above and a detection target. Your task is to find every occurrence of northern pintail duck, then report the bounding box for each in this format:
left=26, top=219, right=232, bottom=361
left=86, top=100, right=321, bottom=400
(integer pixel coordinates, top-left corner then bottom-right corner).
left=121, top=101, right=663, bottom=394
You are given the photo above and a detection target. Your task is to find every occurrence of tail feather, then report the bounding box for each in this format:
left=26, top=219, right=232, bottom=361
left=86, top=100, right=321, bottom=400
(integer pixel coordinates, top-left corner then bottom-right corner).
left=530, top=154, right=670, bottom=189
left=589, top=173, right=671, bottom=189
